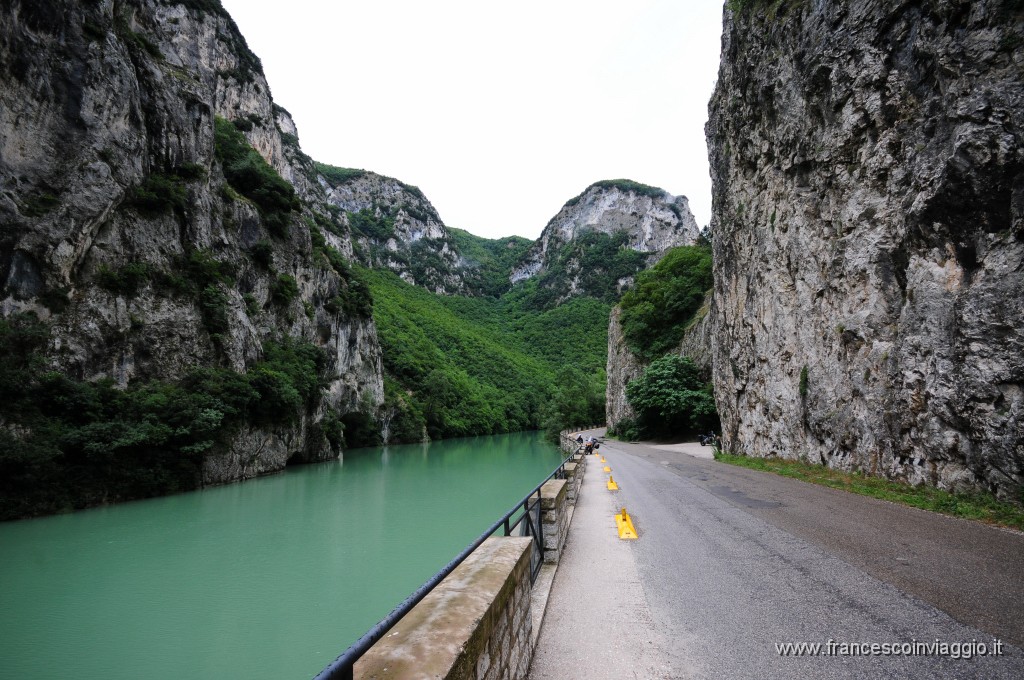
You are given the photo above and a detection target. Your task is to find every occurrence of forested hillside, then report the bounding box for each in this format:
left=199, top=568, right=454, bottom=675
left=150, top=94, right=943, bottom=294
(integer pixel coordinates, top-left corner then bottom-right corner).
left=355, top=269, right=609, bottom=445
left=446, top=228, right=533, bottom=298
left=335, top=180, right=701, bottom=448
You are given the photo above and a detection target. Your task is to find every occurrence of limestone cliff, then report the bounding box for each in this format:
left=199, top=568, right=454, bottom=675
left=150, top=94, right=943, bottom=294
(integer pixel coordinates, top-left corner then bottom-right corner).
left=510, top=180, right=701, bottom=303
left=708, top=0, right=1023, bottom=498
left=317, top=168, right=468, bottom=294
left=605, top=295, right=712, bottom=433
left=0, top=0, right=383, bottom=488
left=605, top=307, right=645, bottom=431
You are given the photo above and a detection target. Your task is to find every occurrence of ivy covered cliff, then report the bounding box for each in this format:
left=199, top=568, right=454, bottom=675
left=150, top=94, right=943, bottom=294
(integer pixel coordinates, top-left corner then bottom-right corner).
left=605, top=245, right=716, bottom=439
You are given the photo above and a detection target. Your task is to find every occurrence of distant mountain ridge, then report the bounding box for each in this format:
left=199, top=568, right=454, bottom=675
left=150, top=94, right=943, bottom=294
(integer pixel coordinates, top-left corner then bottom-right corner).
left=317, top=171, right=702, bottom=305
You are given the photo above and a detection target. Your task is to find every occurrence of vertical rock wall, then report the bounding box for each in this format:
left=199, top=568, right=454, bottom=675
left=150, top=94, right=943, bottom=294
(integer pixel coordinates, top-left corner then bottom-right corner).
left=707, top=0, right=1023, bottom=498
left=1, top=0, right=384, bottom=483
left=605, top=297, right=712, bottom=433
left=605, top=307, right=646, bottom=431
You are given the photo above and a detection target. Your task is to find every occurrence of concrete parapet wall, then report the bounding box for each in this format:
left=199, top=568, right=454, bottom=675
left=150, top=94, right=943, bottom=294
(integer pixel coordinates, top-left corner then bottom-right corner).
left=353, top=449, right=582, bottom=679
left=356, top=537, right=534, bottom=680
left=563, top=463, right=579, bottom=504
left=559, top=431, right=582, bottom=456
left=540, top=479, right=568, bottom=564
left=564, top=454, right=585, bottom=504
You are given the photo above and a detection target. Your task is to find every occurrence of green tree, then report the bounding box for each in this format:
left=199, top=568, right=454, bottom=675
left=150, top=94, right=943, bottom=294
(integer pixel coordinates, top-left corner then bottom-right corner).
left=540, top=366, right=605, bottom=442
left=625, top=355, right=717, bottom=438
left=214, top=117, right=299, bottom=237
left=619, top=245, right=712, bottom=361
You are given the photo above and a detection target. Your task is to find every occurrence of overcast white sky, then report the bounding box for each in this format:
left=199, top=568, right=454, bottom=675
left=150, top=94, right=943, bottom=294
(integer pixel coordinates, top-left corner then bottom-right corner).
left=219, top=0, right=724, bottom=240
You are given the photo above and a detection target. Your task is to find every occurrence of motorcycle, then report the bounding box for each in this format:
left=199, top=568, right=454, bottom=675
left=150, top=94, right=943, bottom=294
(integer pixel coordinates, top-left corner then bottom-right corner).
left=698, top=432, right=719, bottom=447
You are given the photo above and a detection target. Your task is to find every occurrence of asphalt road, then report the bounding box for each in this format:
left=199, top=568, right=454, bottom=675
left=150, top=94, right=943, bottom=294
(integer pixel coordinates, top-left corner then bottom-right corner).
left=529, top=432, right=1024, bottom=679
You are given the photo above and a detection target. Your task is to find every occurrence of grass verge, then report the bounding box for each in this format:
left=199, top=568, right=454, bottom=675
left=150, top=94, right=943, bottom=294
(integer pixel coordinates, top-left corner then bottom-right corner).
left=713, top=451, right=1024, bottom=532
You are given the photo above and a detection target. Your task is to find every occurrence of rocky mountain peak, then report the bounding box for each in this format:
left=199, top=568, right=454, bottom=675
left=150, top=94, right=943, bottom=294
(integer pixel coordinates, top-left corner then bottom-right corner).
left=315, top=166, right=466, bottom=295
left=512, top=180, right=700, bottom=282
left=509, top=179, right=702, bottom=304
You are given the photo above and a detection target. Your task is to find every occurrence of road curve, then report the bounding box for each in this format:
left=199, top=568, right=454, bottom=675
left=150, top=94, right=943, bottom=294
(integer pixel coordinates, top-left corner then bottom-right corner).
left=529, top=431, right=1024, bottom=679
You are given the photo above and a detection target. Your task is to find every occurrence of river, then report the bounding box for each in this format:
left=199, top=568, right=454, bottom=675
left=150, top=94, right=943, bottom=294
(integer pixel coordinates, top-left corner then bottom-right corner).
left=0, top=431, right=562, bottom=679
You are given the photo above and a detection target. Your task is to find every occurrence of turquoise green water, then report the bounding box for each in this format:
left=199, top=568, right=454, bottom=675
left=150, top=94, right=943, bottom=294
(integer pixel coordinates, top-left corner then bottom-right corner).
left=0, top=431, right=561, bottom=680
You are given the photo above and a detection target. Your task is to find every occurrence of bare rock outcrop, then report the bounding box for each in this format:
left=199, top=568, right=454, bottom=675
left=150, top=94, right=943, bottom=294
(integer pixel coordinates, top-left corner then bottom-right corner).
left=511, top=180, right=701, bottom=302
left=707, top=0, right=1023, bottom=499
left=605, top=307, right=646, bottom=431
left=318, top=169, right=467, bottom=294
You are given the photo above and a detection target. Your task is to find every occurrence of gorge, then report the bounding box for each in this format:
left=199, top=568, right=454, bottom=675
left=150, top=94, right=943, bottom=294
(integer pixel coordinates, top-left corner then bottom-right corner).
left=0, top=0, right=700, bottom=519
left=2, top=0, right=1022, bottom=522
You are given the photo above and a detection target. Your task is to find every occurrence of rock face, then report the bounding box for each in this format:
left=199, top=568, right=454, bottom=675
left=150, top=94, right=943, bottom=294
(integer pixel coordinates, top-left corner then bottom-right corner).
left=605, top=296, right=712, bottom=433
left=510, top=180, right=702, bottom=300
left=676, top=293, right=713, bottom=375
left=605, top=307, right=646, bottom=431
left=318, top=169, right=467, bottom=294
left=0, top=0, right=383, bottom=483
left=707, top=0, right=1023, bottom=498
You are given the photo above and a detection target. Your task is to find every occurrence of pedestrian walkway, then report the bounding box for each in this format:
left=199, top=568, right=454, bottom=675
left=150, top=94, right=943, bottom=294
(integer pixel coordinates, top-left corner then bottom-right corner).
left=529, top=430, right=679, bottom=679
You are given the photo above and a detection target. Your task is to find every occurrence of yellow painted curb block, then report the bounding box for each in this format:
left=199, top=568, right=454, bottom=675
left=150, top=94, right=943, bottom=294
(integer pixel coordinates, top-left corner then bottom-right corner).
left=607, top=475, right=619, bottom=490
left=616, top=507, right=638, bottom=539
left=603, top=466, right=611, bottom=473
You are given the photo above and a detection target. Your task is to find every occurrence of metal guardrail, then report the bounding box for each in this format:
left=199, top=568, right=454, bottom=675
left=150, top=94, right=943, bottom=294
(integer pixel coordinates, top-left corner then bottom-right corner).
left=312, top=450, right=578, bottom=680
